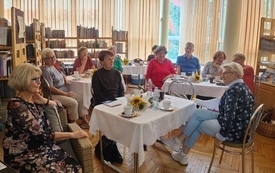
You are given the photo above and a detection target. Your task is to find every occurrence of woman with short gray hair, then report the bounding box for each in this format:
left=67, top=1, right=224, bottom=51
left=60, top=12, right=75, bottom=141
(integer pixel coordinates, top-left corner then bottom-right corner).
left=161, top=62, right=254, bottom=166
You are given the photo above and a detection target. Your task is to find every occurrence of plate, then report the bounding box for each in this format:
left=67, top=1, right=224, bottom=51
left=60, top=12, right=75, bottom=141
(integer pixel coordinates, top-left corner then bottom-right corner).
left=159, top=106, right=174, bottom=111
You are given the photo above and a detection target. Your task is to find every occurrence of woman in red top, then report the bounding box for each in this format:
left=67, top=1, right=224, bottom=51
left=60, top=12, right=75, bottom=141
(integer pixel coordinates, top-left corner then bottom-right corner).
left=146, top=46, right=176, bottom=89
left=233, top=53, right=254, bottom=92
left=73, top=47, right=95, bottom=73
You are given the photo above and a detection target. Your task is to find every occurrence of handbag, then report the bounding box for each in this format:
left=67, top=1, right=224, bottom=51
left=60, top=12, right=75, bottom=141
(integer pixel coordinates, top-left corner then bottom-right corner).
left=95, top=135, right=123, bottom=163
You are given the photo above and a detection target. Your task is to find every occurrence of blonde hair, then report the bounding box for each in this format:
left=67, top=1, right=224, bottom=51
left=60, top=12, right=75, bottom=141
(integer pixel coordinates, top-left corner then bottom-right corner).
left=222, top=62, right=244, bottom=78
left=41, top=48, right=54, bottom=59
left=8, top=63, right=42, bottom=91
left=78, top=46, right=88, bottom=56
left=108, top=45, right=116, bottom=51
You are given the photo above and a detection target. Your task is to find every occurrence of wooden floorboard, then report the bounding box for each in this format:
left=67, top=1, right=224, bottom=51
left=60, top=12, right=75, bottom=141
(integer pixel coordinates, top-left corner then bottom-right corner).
left=88, top=129, right=275, bottom=173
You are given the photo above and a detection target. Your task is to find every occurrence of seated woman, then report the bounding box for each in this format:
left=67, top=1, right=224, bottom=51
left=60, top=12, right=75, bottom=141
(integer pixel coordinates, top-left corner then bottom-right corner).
left=233, top=53, right=254, bottom=92
left=73, top=46, right=95, bottom=74
left=161, top=62, right=254, bottom=166
left=146, top=46, right=176, bottom=89
left=91, top=50, right=125, bottom=107
left=3, top=63, right=88, bottom=172
left=41, top=48, right=90, bottom=129
left=147, top=45, right=158, bottom=62
left=108, top=45, right=123, bottom=73
left=202, top=50, right=226, bottom=78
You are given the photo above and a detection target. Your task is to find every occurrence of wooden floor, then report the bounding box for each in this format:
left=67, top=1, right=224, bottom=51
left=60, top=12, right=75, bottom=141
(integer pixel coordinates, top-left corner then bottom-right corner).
left=87, top=129, right=275, bottom=173
left=1, top=90, right=275, bottom=173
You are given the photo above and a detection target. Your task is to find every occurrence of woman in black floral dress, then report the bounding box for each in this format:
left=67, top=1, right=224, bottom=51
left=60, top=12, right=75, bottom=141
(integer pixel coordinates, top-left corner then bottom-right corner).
left=3, top=63, right=88, bottom=173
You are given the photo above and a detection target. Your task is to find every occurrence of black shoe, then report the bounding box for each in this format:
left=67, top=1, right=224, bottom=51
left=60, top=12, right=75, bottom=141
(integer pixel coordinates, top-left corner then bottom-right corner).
left=143, top=144, right=147, bottom=151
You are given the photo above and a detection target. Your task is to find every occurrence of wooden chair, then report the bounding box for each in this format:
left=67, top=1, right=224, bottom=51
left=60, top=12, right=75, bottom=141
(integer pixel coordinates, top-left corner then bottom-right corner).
left=167, top=79, right=195, bottom=100
left=208, top=104, right=264, bottom=173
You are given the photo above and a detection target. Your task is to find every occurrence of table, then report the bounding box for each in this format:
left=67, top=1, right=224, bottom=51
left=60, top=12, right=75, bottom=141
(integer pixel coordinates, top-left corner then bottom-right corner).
left=122, top=65, right=147, bottom=75
left=161, top=79, right=228, bottom=98
left=67, top=75, right=92, bottom=110
left=89, top=95, right=196, bottom=172
left=67, top=74, right=127, bottom=109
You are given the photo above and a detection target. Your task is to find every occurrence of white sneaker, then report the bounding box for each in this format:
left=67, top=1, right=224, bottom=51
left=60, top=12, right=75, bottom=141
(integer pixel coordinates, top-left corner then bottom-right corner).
left=172, top=149, right=188, bottom=166
left=160, top=137, right=181, bottom=152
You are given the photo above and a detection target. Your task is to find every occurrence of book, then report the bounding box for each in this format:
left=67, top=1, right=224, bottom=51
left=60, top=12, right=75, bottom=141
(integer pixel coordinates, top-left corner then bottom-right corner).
left=194, top=97, right=221, bottom=111
left=102, top=100, right=122, bottom=107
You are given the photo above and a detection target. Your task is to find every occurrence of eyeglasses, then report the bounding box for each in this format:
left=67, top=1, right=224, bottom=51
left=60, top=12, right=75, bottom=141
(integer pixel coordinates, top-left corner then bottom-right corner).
left=44, top=55, right=56, bottom=59
left=31, top=76, right=41, bottom=83
left=222, top=71, right=233, bottom=76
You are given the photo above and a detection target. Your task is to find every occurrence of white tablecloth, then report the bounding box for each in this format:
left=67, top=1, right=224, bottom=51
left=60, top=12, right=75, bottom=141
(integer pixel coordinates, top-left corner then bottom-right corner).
left=67, top=75, right=92, bottom=109
left=161, top=79, right=228, bottom=98
left=89, top=95, right=196, bottom=166
left=122, top=65, right=147, bottom=75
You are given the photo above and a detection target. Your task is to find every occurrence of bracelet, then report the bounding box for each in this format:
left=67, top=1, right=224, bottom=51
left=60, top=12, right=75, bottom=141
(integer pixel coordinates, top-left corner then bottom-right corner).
left=45, top=99, right=49, bottom=106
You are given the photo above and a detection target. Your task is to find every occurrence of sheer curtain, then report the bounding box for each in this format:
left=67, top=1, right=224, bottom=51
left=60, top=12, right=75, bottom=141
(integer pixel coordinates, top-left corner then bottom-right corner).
left=179, top=0, right=222, bottom=65
left=4, top=0, right=160, bottom=60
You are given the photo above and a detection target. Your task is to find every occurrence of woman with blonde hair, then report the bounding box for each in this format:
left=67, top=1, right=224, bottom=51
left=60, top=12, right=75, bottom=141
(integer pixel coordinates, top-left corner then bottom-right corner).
left=4, top=63, right=87, bottom=172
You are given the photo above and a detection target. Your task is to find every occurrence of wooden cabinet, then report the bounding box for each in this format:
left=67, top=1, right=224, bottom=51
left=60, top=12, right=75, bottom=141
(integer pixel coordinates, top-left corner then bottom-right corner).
left=256, top=17, right=275, bottom=75
left=255, top=82, right=275, bottom=111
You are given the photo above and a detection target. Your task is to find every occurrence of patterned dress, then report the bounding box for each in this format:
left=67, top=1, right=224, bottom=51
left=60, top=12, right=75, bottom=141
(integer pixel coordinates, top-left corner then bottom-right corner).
left=2, top=97, right=81, bottom=173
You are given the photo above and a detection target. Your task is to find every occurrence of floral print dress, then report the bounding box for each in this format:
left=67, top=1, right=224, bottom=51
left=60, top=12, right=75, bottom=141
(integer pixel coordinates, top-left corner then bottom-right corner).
left=2, top=97, right=81, bottom=173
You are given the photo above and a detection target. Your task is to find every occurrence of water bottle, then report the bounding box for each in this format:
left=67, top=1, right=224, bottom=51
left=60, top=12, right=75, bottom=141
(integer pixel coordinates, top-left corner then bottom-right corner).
left=146, top=79, right=153, bottom=97
left=152, top=87, right=160, bottom=110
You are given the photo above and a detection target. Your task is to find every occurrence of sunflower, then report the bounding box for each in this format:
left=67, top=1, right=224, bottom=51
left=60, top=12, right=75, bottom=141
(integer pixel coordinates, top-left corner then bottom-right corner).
left=194, top=73, right=200, bottom=82
left=130, top=96, right=143, bottom=107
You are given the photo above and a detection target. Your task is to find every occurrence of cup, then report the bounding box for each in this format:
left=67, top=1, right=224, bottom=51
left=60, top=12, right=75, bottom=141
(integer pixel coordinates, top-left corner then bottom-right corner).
left=74, top=71, right=79, bottom=79
left=162, top=100, right=171, bottom=110
left=133, top=89, right=141, bottom=95
left=209, top=77, right=214, bottom=83
left=159, top=91, right=165, bottom=100
left=174, top=75, right=179, bottom=80
left=124, top=105, right=133, bottom=116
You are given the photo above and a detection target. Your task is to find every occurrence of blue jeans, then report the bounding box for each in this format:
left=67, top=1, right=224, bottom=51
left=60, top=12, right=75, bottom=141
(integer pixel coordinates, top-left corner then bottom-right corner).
left=183, top=109, right=220, bottom=148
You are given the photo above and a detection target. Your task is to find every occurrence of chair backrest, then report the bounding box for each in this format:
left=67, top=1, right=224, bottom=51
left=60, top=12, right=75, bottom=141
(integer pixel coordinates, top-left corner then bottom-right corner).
left=167, top=79, right=195, bottom=100
left=242, top=104, right=264, bottom=146
left=253, top=75, right=260, bottom=102
left=40, top=76, right=52, bottom=100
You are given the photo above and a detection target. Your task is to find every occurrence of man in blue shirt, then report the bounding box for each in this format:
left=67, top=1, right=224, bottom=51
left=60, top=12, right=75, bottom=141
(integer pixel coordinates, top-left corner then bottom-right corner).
left=176, top=42, right=201, bottom=76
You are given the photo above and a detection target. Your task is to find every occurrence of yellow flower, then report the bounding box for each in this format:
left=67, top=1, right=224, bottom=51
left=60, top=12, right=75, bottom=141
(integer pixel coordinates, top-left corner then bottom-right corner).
left=131, top=96, right=142, bottom=107
left=194, top=73, right=200, bottom=82
left=130, top=96, right=147, bottom=110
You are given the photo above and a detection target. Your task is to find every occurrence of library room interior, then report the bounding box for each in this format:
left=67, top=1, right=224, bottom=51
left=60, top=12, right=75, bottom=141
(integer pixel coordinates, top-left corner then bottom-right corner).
left=0, top=0, right=275, bottom=173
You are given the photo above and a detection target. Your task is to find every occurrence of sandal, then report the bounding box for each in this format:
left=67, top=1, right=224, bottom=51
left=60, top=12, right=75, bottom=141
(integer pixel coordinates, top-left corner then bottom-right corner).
left=79, top=123, right=90, bottom=129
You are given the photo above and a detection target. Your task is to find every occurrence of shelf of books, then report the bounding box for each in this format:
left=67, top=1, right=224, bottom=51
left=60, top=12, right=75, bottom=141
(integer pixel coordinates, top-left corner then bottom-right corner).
left=112, top=27, right=128, bottom=58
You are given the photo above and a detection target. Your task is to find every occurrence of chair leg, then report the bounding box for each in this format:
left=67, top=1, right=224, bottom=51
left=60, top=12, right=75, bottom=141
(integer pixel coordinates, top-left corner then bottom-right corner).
left=219, top=145, right=225, bottom=163
left=208, top=143, right=216, bottom=173
left=242, top=148, right=245, bottom=173
left=251, top=148, right=254, bottom=173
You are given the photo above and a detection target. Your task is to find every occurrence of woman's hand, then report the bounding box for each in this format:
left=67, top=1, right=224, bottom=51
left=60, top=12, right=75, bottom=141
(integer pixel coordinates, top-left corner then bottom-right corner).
left=71, top=130, right=88, bottom=139
left=32, top=93, right=47, bottom=104
left=64, top=77, right=71, bottom=86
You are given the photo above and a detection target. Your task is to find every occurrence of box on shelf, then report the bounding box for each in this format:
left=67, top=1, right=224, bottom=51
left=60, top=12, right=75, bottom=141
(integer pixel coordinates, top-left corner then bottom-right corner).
left=131, top=74, right=145, bottom=85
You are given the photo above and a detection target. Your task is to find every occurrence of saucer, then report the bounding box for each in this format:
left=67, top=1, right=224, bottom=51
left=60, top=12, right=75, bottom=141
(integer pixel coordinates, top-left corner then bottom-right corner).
left=121, top=112, right=135, bottom=118
left=159, top=106, right=174, bottom=111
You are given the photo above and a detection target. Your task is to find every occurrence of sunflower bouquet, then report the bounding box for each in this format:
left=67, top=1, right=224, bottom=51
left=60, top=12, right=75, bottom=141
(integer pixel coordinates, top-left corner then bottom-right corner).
left=130, top=95, right=148, bottom=111
left=194, top=72, right=201, bottom=82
